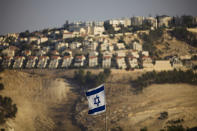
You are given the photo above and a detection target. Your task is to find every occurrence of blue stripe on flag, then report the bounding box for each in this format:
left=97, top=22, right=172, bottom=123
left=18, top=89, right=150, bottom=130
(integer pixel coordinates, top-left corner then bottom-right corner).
left=86, top=85, right=104, bottom=96
left=88, top=105, right=105, bottom=114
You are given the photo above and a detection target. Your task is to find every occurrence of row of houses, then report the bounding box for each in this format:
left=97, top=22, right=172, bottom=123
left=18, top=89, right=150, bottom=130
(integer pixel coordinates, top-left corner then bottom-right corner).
left=1, top=53, right=185, bottom=71
left=1, top=54, right=111, bottom=69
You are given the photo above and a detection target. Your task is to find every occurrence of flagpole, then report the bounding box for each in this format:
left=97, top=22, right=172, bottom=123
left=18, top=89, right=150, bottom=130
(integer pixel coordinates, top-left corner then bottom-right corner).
left=105, top=110, right=107, bottom=131
left=105, top=82, right=107, bottom=131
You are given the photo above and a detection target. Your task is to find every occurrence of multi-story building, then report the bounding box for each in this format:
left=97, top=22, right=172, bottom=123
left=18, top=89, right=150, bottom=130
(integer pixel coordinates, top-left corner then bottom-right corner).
left=102, top=56, right=111, bottom=68
left=144, top=17, right=157, bottom=29
left=48, top=56, right=61, bottom=69
left=2, top=56, right=13, bottom=68
left=61, top=55, right=73, bottom=68
left=116, top=56, right=127, bottom=69
left=13, top=56, right=25, bottom=68
left=131, top=16, right=144, bottom=26
left=26, top=56, right=38, bottom=68
left=154, top=60, right=173, bottom=71
left=37, top=56, right=49, bottom=68
left=88, top=51, right=98, bottom=67
left=142, top=56, right=153, bottom=68
left=89, top=56, right=98, bottom=67
left=74, top=55, right=86, bottom=67
left=133, top=42, right=142, bottom=51
left=128, top=56, right=138, bottom=68
left=157, top=16, right=172, bottom=27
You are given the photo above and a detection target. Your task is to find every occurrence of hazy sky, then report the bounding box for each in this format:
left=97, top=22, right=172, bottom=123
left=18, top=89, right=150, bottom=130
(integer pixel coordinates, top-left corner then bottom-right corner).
left=0, top=0, right=197, bottom=35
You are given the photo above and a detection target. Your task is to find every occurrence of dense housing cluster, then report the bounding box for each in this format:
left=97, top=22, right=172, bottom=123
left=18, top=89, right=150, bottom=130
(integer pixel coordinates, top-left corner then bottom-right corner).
left=0, top=15, right=197, bottom=70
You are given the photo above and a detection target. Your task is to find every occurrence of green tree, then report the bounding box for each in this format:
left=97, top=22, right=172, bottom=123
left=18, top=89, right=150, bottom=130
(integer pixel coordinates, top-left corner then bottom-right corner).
left=104, top=22, right=115, bottom=34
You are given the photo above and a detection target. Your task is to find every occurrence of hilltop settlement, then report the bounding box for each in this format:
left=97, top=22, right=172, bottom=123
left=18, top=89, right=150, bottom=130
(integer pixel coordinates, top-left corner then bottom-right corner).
left=0, top=15, right=197, bottom=71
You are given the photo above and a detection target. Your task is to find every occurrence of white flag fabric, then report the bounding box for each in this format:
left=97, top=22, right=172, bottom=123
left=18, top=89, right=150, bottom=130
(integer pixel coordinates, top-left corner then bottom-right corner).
left=86, top=84, right=106, bottom=115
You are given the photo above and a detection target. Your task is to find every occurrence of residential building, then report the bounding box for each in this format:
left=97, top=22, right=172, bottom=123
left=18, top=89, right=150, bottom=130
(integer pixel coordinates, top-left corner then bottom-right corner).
left=115, top=43, right=125, bottom=50
left=2, top=56, right=13, bottom=68
left=171, top=57, right=183, bottom=69
left=74, top=55, right=86, bottom=67
left=128, top=56, right=138, bottom=68
left=62, top=55, right=73, bottom=68
left=102, top=56, right=111, bottom=68
left=26, top=56, right=38, bottom=68
left=28, top=37, right=39, bottom=43
left=123, top=18, right=131, bottom=27
left=69, top=42, right=82, bottom=50
left=144, top=17, right=157, bottom=29
left=133, top=42, right=142, bottom=51
left=36, top=50, right=46, bottom=56
left=154, top=60, right=173, bottom=71
left=51, top=50, right=60, bottom=56
left=38, top=37, right=48, bottom=44
left=116, top=51, right=126, bottom=57
left=109, top=19, right=122, bottom=27
left=62, top=32, right=73, bottom=39
left=131, top=16, right=144, bottom=26
left=55, top=42, right=68, bottom=51
left=88, top=51, right=98, bottom=67
left=131, top=50, right=140, bottom=58
left=116, top=56, right=127, bottom=69
left=100, top=43, right=109, bottom=51
left=87, top=42, right=98, bottom=51
left=157, top=16, right=172, bottom=27
left=141, top=51, right=149, bottom=57
left=7, top=46, right=18, bottom=57
left=79, top=28, right=87, bottom=36
left=37, top=56, right=49, bottom=68
left=142, top=56, right=154, bottom=68
left=87, top=26, right=105, bottom=36
left=89, top=56, right=98, bottom=67
left=48, top=56, right=61, bottom=69
left=13, top=56, right=25, bottom=68
left=108, top=45, right=114, bottom=52
left=22, top=50, right=31, bottom=56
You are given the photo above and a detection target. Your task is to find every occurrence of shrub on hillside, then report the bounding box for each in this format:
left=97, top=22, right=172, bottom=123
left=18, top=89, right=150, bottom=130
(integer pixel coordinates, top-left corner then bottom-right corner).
left=0, top=96, right=17, bottom=124
left=131, top=69, right=197, bottom=92
left=74, top=69, right=111, bottom=89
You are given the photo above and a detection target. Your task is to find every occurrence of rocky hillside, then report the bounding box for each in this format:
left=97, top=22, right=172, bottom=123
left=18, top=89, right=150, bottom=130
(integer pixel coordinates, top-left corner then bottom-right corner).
left=75, top=76, right=197, bottom=131
left=0, top=70, right=79, bottom=131
left=0, top=70, right=197, bottom=131
left=153, top=30, right=197, bottom=59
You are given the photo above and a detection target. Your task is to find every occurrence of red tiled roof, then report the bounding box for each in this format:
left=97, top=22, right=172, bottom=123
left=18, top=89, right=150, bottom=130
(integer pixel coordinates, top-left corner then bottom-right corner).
left=28, top=56, right=37, bottom=59
left=39, top=56, right=48, bottom=59
left=89, top=56, right=97, bottom=59
left=24, top=50, right=31, bottom=54
left=116, top=56, right=124, bottom=59
left=128, top=56, right=137, bottom=59
left=142, top=56, right=151, bottom=59
left=76, top=55, right=84, bottom=59
left=63, top=56, right=72, bottom=59
left=103, top=56, right=111, bottom=59
left=51, top=56, right=60, bottom=59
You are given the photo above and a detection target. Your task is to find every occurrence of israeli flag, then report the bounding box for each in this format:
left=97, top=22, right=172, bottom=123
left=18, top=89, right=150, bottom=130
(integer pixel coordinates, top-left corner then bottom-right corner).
left=86, top=84, right=106, bottom=115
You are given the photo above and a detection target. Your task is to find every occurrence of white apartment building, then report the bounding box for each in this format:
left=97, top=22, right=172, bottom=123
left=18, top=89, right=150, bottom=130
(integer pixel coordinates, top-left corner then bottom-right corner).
left=133, top=42, right=142, bottom=51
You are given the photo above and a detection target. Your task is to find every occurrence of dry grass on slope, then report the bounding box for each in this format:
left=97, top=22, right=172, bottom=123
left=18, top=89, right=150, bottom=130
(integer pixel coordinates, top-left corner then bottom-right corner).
left=75, top=81, right=197, bottom=131
left=0, top=70, right=76, bottom=131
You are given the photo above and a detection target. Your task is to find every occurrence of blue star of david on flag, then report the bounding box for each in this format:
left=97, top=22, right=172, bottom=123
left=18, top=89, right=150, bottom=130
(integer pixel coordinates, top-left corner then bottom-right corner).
left=86, top=84, right=106, bottom=115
